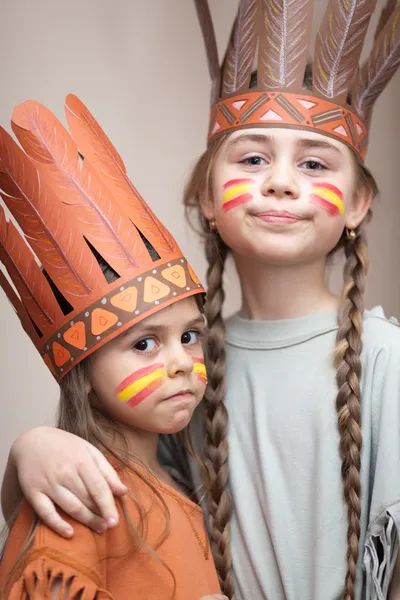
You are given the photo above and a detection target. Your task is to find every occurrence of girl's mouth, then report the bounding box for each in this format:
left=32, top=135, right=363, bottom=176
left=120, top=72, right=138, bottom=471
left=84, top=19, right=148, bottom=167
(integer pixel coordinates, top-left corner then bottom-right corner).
left=165, top=390, right=194, bottom=401
left=254, top=210, right=305, bottom=224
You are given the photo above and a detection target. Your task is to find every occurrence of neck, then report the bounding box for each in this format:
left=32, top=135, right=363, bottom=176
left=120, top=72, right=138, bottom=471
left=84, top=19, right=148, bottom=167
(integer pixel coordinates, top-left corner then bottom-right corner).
left=105, top=421, right=161, bottom=473
left=234, top=254, right=338, bottom=320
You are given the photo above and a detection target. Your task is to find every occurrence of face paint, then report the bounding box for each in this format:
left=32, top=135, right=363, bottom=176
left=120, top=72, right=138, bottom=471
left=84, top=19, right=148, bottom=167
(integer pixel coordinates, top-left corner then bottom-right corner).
left=193, top=357, right=208, bottom=385
left=222, top=178, right=255, bottom=213
left=310, top=182, right=344, bottom=216
left=115, top=363, right=166, bottom=408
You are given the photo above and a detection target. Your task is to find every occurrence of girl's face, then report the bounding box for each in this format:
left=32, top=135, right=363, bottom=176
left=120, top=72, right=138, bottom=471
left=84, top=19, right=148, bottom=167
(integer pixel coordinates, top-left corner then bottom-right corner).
left=89, top=297, right=206, bottom=435
left=202, top=128, right=372, bottom=265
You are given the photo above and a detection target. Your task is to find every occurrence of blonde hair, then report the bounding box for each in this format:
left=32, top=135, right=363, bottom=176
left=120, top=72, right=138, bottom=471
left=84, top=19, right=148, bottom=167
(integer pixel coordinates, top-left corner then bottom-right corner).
left=184, top=132, right=379, bottom=600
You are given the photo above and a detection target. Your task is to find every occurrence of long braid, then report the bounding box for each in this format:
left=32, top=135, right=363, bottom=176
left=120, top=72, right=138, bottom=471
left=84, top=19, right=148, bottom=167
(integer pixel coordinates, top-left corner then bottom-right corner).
left=203, top=227, right=235, bottom=599
left=334, top=228, right=369, bottom=600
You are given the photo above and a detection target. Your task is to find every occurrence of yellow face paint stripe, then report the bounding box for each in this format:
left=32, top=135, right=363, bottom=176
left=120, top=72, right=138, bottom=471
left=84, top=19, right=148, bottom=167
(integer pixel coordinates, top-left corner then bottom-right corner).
left=312, top=185, right=344, bottom=215
left=223, top=183, right=253, bottom=203
left=193, top=361, right=208, bottom=383
left=193, top=362, right=207, bottom=374
left=312, top=189, right=344, bottom=214
left=117, top=368, right=166, bottom=403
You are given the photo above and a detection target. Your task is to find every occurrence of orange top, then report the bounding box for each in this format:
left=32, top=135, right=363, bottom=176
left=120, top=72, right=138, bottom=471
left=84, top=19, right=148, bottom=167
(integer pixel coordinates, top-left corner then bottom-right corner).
left=0, top=467, right=220, bottom=599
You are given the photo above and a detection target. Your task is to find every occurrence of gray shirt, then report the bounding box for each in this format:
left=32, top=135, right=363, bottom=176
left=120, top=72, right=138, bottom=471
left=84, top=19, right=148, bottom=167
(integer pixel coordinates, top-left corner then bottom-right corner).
left=160, top=307, right=400, bottom=600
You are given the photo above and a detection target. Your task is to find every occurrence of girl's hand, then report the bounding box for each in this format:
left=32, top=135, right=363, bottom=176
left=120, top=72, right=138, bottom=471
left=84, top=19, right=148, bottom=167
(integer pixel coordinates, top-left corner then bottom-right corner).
left=200, top=596, right=229, bottom=599
left=8, top=426, right=127, bottom=537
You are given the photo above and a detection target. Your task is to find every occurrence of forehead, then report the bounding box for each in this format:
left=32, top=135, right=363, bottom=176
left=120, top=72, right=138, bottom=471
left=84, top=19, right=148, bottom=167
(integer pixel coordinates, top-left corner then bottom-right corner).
left=224, top=127, right=349, bottom=154
left=91, top=297, right=204, bottom=359
left=120, top=296, right=203, bottom=336
left=137, top=296, right=203, bottom=327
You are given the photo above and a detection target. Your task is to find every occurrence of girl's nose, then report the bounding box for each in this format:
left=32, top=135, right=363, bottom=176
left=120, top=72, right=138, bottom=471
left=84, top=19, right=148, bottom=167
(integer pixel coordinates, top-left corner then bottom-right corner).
left=261, top=165, right=300, bottom=200
left=166, top=343, right=194, bottom=377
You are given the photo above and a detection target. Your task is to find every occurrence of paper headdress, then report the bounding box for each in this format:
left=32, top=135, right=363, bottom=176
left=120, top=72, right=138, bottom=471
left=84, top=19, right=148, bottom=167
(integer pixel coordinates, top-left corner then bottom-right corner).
left=195, top=0, right=400, bottom=159
left=0, top=95, right=204, bottom=381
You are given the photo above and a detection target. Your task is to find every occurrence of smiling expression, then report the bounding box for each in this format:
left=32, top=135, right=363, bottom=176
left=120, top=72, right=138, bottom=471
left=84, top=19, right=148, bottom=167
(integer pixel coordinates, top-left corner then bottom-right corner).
left=206, top=128, right=371, bottom=265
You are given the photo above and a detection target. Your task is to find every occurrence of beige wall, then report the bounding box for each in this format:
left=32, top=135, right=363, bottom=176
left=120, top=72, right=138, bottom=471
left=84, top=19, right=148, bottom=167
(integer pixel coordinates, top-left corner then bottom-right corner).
left=0, top=0, right=399, bottom=521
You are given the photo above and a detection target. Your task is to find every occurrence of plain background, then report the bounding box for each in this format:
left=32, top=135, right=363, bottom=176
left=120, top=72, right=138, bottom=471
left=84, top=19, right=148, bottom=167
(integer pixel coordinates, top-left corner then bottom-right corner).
left=0, top=0, right=399, bottom=523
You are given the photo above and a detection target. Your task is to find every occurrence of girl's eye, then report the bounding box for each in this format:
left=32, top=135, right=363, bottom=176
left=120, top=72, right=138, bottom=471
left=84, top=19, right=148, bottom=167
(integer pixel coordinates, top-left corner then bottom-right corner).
left=133, top=337, right=157, bottom=352
left=301, top=160, right=327, bottom=171
left=241, top=155, right=266, bottom=166
left=181, top=330, right=200, bottom=345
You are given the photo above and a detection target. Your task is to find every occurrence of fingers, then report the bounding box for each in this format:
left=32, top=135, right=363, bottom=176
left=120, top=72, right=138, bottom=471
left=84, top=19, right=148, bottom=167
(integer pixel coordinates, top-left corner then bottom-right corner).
left=48, top=466, right=99, bottom=514
left=30, top=492, right=74, bottom=538
left=46, top=486, right=108, bottom=534
left=87, top=446, right=127, bottom=496
left=13, top=427, right=127, bottom=534
left=79, top=449, right=125, bottom=527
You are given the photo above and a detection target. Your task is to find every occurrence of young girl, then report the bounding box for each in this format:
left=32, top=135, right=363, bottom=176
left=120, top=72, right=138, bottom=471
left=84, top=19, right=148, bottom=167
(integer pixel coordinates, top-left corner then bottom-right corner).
left=3, top=1, right=400, bottom=599
left=0, top=95, right=225, bottom=600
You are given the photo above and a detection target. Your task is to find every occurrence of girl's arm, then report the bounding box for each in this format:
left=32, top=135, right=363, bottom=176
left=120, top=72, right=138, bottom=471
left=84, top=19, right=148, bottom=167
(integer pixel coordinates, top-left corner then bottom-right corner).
left=1, top=427, right=127, bottom=536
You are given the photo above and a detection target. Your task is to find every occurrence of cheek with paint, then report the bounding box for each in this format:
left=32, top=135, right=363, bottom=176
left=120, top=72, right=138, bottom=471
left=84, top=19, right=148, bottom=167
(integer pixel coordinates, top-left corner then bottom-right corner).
left=310, top=182, right=345, bottom=216
left=193, top=358, right=208, bottom=385
left=115, top=363, right=167, bottom=409
left=222, top=178, right=255, bottom=213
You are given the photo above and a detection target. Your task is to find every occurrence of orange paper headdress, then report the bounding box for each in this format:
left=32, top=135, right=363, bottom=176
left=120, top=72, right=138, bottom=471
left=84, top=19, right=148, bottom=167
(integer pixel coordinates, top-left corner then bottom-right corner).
left=195, top=0, right=400, bottom=159
left=0, top=95, right=204, bottom=381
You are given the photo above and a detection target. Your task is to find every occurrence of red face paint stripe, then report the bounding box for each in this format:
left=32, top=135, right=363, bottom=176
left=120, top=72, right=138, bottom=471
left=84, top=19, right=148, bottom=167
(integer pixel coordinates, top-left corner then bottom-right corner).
left=310, top=195, right=341, bottom=216
left=223, top=193, right=253, bottom=213
left=223, top=178, right=255, bottom=189
left=115, top=362, right=164, bottom=394
left=193, top=357, right=204, bottom=364
left=127, top=378, right=164, bottom=408
left=196, top=373, right=208, bottom=382
left=313, top=182, right=343, bottom=198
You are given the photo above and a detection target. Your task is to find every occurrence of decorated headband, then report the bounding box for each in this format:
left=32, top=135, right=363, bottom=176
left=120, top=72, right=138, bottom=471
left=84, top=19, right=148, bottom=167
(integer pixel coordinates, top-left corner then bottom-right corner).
left=195, top=0, right=400, bottom=160
left=0, top=96, right=204, bottom=381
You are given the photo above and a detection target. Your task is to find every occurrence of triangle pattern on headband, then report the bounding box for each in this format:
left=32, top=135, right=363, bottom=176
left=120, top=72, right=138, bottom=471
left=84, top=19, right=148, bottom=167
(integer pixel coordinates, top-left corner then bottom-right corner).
left=0, top=96, right=204, bottom=382
left=195, top=0, right=400, bottom=160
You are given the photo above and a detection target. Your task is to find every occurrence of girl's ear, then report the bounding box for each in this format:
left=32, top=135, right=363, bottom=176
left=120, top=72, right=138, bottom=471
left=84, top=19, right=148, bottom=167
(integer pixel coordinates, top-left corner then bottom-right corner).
left=346, top=182, right=373, bottom=230
left=199, top=185, right=215, bottom=222
left=85, top=377, right=92, bottom=396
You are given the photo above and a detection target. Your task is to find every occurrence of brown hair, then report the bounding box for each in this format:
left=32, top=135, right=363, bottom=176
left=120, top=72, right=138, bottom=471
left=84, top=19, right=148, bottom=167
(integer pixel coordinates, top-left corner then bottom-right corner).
left=184, top=116, right=378, bottom=600
left=1, top=260, right=205, bottom=599
left=184, top=136, right=233, bottom=598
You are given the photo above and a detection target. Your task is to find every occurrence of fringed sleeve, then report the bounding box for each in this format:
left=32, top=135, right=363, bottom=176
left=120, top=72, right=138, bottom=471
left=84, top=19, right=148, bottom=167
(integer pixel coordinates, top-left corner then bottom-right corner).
left=363, top=504, right=400, bottom=600
left=0, top=503, right=114, bottom=599
left=6, top=549, right=113, bottom=599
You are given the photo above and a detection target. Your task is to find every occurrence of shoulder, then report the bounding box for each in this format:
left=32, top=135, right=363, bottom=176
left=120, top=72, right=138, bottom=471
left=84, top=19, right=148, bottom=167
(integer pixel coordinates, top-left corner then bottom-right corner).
left=1, top=502, right=106, bottom=580
left=360, top=311, right=400, bottom=536
left=33, top=508, right=106, bottom=562
left=0, top=503, right=110, bottom=598
left=362, top=305, right=400, bottom=359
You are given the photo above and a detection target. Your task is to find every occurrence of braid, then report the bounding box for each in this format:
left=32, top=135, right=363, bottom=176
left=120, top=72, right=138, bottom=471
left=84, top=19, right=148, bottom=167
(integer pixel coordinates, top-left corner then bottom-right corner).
left=203, top=228, right=235, bottom=599
left=334, top=229, right=369, bottom=600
